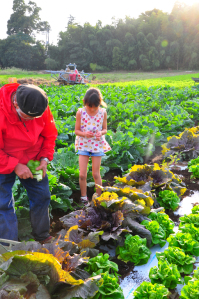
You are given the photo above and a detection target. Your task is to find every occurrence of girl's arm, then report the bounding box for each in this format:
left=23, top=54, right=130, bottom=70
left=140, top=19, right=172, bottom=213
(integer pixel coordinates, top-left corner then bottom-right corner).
left=75, top=110, right=94, bottom=138
left=96, top=111, right=107, bottom=137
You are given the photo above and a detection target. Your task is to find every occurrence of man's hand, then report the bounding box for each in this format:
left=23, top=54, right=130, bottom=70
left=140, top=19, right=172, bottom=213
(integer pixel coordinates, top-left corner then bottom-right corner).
left=36, top=160, right=48, bottom=178
left=14, top=163, right=34, bottom=179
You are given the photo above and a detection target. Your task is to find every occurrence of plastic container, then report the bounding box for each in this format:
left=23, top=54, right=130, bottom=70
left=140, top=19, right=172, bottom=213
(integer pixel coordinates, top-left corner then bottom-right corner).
left=8, top=77, right=17, bottom=83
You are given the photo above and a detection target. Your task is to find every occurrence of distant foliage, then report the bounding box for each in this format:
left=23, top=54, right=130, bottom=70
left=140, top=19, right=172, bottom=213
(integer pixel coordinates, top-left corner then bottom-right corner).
left=44, top=57, right=59, bottom=70
left=48, top=3, right=199, bottom=72
left=1, top=2, right=199, bottom=70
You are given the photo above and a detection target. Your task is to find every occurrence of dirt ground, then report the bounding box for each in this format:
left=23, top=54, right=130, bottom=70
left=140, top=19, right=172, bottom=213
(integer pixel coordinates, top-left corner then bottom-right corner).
left=17, top=77, right=59, bottom=86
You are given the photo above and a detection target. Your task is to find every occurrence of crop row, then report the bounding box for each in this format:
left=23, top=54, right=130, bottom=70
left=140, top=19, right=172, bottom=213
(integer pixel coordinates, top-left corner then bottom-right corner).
left=134, top=204, right=199, bottom=299
left=12, top=82, right=199, bottom=214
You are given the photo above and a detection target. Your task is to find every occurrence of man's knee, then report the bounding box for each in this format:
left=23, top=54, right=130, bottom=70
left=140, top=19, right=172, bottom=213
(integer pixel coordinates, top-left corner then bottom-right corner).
left=0, top=193, right=14, bottom=210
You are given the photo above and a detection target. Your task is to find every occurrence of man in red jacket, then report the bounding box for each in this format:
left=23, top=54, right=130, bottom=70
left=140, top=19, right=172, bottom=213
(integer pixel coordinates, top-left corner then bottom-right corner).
left=0, top=83, right=58, bottom=244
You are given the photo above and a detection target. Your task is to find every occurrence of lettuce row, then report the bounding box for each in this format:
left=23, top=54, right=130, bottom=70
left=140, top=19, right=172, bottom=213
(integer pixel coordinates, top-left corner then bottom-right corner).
left=156, top=247, right=196, bottom=274
left=84, top=253, right=124, bottom=299
left=148, top=212, right=175, bottom=238
left=116, top=234, right=151, bottom=265
left=188, top=156, right=199, bottom=179
left=180, top=279, right=199, bottom=299
left=167, top=232, right=199, bottom=256
left=133, top=190, right=199, bottom=298
left=133, top=281, right=170, bottom=299
left=179, top=214, right=199, bottom=228
left=149, top=260, right=183, bottom=289
left=192, top=205, right=199, bottom=215
left=180, top=269, right=199, bottom=299
left=91, top=272, right=125, bottom=299
left=85, top=253, right=118, bottom=277
left=179, top=223, right=199, bottom=242
left=140, top=220, right=167, bottom=248
left=156, top=190, right=180, bottom=211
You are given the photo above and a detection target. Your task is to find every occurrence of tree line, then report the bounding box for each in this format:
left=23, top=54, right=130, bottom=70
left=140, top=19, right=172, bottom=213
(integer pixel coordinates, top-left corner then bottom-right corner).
left=1, top=0, right=199, bottom=72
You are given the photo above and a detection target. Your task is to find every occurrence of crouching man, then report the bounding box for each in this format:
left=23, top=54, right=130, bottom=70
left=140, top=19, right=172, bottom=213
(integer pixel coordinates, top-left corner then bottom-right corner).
left=0, top=83, right=58, bottom=244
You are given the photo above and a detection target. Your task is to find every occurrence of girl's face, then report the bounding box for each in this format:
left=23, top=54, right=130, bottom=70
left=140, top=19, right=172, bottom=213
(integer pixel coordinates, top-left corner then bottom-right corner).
left=85, top=104, right=99, bottom=115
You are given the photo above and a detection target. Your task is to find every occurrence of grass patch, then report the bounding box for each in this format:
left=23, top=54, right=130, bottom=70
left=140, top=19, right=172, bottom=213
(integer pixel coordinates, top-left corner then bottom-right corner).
left=92, top=70, right=199, bottom=83
left=0, top=68, right=199, bottom=88
left=0, top=68, right=53, bottom=85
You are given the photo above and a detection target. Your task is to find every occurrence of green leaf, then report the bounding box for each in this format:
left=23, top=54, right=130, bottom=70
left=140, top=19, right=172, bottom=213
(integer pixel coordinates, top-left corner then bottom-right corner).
left=133, top=281, right=169, bottom=299
left=149, top=260, right=183, bottom=289
left=116, top=234, right=151, bottom=265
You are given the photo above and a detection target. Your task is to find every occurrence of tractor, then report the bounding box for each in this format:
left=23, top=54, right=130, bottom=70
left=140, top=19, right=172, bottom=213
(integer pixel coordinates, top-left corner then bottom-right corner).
left=45, top=63, right=91, bottom=85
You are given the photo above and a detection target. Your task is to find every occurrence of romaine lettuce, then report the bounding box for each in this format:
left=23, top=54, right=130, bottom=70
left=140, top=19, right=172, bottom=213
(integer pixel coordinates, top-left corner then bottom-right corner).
left=27, top=160, right=43, bottom=181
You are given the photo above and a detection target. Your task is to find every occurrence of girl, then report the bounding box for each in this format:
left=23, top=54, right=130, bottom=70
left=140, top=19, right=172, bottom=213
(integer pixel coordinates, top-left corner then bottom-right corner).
left=75, top=88, right=111, bottom=202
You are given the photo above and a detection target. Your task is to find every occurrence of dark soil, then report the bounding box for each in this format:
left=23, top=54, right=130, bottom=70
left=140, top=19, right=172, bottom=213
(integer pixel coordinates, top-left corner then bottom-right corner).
left=50, top=209, right=65, bottom=237
left=169, top=289, right=180, bottom=299
left=144, top=146, right=163, bottom=165
left=111, top=257, right=135, bottom=281
left=165, top=209, right=180, bottom=225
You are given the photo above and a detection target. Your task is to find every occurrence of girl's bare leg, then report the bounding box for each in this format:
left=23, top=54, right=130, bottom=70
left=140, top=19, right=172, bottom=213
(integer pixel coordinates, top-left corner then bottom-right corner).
left=91, top=156, right=102, bottom=195
left=79, top=155, right=90, bottom=196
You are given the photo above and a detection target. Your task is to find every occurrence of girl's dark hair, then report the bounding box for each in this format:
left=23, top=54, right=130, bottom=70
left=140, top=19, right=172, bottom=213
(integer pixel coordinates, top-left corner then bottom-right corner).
left=84, top=88, right=107, bottom=107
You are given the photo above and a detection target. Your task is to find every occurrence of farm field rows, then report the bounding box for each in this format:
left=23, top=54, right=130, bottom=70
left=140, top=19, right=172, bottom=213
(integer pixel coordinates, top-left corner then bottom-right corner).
left=1, top=74, right=199, bottom=298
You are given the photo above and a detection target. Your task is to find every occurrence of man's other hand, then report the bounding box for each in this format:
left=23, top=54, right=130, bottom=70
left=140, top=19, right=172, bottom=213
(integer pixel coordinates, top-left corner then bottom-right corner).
left=36, top=160, right=48, bottom=178
left=14, top=163, right=34, bottom=179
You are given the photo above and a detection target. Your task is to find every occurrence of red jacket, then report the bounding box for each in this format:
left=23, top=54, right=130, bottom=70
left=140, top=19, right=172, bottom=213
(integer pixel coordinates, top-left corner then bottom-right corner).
left=0, top=83, right=58, bottom=174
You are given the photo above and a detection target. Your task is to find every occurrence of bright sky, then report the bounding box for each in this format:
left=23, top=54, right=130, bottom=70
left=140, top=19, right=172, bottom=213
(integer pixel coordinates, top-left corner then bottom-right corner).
left=1, top=0, right=199, bottom=45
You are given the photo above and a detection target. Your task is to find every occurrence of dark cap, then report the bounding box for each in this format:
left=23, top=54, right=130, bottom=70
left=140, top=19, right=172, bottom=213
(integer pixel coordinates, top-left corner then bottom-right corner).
left=16, top=84, right=48, bottom=117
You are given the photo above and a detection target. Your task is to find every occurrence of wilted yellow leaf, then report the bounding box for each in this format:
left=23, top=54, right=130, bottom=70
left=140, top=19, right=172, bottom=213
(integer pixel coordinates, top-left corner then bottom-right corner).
left=78, top=239, right=96, bottom=249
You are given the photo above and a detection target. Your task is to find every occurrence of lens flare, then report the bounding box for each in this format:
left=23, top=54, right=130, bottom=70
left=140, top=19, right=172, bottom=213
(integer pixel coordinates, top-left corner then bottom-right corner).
left=161, top=40, right=168, bottom=47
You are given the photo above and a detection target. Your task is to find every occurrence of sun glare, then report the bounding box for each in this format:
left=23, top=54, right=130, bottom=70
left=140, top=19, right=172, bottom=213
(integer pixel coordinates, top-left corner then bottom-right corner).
left=180, top=0, right=199, bottom=4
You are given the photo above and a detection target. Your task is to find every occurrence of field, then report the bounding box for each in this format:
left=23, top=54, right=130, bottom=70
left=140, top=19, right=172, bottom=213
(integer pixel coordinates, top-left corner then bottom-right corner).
left=1, top=67, right=199, bottom=85
left=1, top=69, right=199, bottom=298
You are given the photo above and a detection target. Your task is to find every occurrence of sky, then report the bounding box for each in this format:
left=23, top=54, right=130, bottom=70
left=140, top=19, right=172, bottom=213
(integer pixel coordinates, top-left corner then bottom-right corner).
left=1, top=0, right=199, bottom=45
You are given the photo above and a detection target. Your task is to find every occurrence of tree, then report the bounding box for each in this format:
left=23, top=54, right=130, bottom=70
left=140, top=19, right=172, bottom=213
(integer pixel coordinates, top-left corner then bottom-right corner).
left=112, top=47, right=121, bottom=69
left=7, top=0, right=50, bottom=36
left=0, top=33, right=45, bottom=70
left=67, top=15, right=76, bottom=27
left=170, top=41, right=180, bottom=70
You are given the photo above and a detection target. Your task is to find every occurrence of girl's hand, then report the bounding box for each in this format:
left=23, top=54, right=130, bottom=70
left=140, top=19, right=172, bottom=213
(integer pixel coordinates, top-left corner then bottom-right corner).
left=95, top=131, right=102, bottom=137
left=95, top=131, right=102, bottom=141
left=85, top=131, right=94, bottom=138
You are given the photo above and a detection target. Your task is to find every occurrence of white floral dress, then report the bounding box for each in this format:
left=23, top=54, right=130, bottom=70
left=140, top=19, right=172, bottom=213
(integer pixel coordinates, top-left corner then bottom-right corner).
left=75, top=107, right=111, bottom=153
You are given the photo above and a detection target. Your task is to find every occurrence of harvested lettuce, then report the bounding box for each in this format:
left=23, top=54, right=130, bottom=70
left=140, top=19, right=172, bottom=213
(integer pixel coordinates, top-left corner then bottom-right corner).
left=27, top=160, right=43, bottom=181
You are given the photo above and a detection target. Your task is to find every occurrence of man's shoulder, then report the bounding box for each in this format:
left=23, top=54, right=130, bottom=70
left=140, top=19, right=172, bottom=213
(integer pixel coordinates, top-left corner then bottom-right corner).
left=0, top=83, right=19, bottom=94
left=0, top=110, right=6, bottom=125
